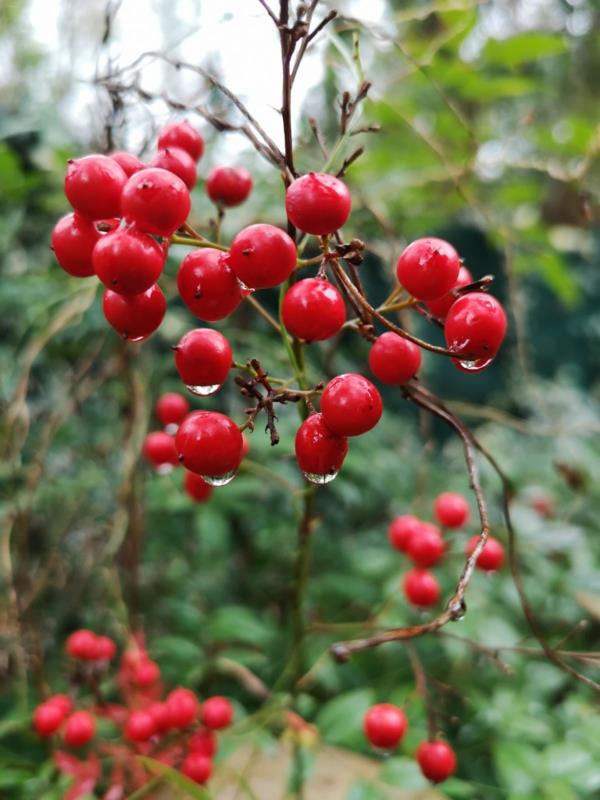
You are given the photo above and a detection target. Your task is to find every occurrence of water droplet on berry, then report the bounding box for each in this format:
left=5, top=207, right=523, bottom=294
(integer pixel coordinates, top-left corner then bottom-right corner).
left=164, top=423, right=178, bottom=435
left=201, top=469, right=237, bottom=486
left=457, top=357, right=492, bottom=372
left=236, top=279, right=255, bottom=297
left=126, top=334, right=147, bottom=343
left=302, top=470, right=339, bottom=485
left=185, top=383, right=221, bottom=396
left=156, top=463, right=175, bottom=476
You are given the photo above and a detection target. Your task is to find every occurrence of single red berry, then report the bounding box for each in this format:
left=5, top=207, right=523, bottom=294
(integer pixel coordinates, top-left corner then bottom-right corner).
left=150, top=147, right=197, bottom=190
left=64, top=711, right=96, bottom=747
left=403, top=569, right=440, bottom=607
left=33, top=702, right=65, bottom=737
left=181, top=752, right=213, bottom=784
left=241, top=433, right=250, bottom=459
left=466, top=535, right=505, bottom=571
left=134, top=659, right=161, bottom=687
left=109, top=151, right=145, bottom=177
left=158, top=121, right=204, bottom=162
left=51, top=213, right=101, bottom=277
left=285, top=172, right=351, bottom=236
left=156, top=393, right=190, bottom=428
left=406, top=523, right=445, bottom=568
left=189, top=728, right=218, bottom=757
left=295, top=413, right=348, bottom=484
left=444, top=292, right=507, bottom=365
left=368, top=332, right=421, bottom=385
left=93, top=228, right=165, bottom=295
left=206, top=166, right=253, bottom=207
left=184, top=471, right=214, bottom=503
left=66, top=629, right=99, bottom=661
left=173, top=328, right=232, bottom=393
left=320, top=374, right=383, bottom=437
left=121, top=168, right=190, bottom=237
left=166, top=688, right=199, bottom=729
left=177, top=248, right=242, bottom=322
left=102, top=284, right=166, bottom=341
left=124, top=710, right=156, bottom=742
left=95, top=635, right=117, bottom=661
left=388, top=515, right=425, bottom=553
left=425, top=266, right=473, bottom=320
left=396, top=237, right=460, bottom=301
left=364, top=704, right=408, bottom=750
left=47, top=694, right=73, bottom=717
left=143, top=431, right=179, bottom=470
left=175, top=411, right=243, bottom=481
left=147, top=702, right=171, bottom=734
left=228, top=224, right=296, bottom=289
left=282, top=278, right=346, bottom=342
left=201, top=696, right=234, bottom=730
left=64, top=154, right=127, bottom=220
left=434, top=492, right=470, bottom=528
left=416, top=740, right=457, bottom=784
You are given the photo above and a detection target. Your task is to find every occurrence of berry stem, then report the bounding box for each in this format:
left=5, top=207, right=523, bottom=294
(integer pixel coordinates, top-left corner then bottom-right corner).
left=169, top=234, right=228, bottom=252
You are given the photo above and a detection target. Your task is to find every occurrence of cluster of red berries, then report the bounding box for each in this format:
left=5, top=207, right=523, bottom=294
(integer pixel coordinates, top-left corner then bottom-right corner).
left=364, top=703, right=456, bottom=784
left=389, top=492, right=505, bottom=607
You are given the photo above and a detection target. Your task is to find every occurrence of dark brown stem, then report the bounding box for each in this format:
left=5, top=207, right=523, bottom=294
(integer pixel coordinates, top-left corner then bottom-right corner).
left=406, top=643, right=437, bottom=740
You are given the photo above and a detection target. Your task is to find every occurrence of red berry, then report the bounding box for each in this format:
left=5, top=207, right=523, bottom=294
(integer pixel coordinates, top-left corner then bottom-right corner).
left=285, top=173, right=351, bottom=236
left=434, top=492, right=470, bottom=528
left=51, top=213, right=101, bottom=277
left=364, top=704, right=408, bottom=749
left=388, top=515, right=424, bottom=553
left=93, top=228, right=165, bottom=295
left=368, top=332, right=421, bottom=385
left=134, top=659, right=161, bottom=687
left=444, top=292, right=507, bottom=365
left=143, top=431, right=179, bottom=470
left=320, top=374, right=383, bottom=437
left=173, top=328, right=232, bottom=393
left=241, top=433, right=250, bottom=459
left=181, top=752, right=213, bottom=784
left=416, top=740, right=457, bottom=784
left=406, top=523, right=445, bottom=568
left=33, top=702, right=65, bottom=737
left=150, top=147, right=197, bottom=190
left=206, top=166, right=253, bottom=207
left=66, top=629, right=99, bottom=661
left=47, top=695, right=73, bottom=717
left=295, top=414, right=348, bottom=484
left=121, top=168, right=190, bottom=237
left=124, top=710, right=156, bottom=742
left=201, top=696, right=234, bottom=730
left=158, top=121, right=204, bottom=162
left=189, top=728, right=218, bottom=757
left=64, top=711, right=96, bottom=747
left=102, top=284, right=166, bottom=341
left=166, top=688, right=198, bottom=729
left=403, top=569, right=440, bottom=607
left=175, top=411, right=243, bottom=481
left=147, top=702, right=171, bottom=734
left=396, top=238, right=460, bottom=301
left=282, top=278, right=346, bottom=342
left=177, top=248, right=242, bottom=322
left=64, top=155, right=127, bottom=220
left=156, top=393, right=190, bottom=428
left=425, top=266, right=473, bottom=320
left=466, top=535, right=505, bottom=571
left=228, top=224, right=296, bottom=289
left=95, top=635, right=117, bottom=661
left=109, top=151, right=145, bottom=177
left=184, top=471, right=214, bottom=503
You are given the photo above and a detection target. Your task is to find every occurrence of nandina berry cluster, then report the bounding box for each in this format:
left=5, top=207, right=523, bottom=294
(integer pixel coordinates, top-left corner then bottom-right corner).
left=363, top=703, right=456, bottom=784
left=32, top=629, right=234, bottom=794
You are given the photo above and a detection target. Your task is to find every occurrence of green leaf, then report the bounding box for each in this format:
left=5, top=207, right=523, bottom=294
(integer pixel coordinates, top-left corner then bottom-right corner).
left=137, top=757, right=212, bottom=799
left=207, top=606, right=277, bottom=648
left=483, top=33, right=567, bottom=67
left=315, top=688, right=375, bottom=749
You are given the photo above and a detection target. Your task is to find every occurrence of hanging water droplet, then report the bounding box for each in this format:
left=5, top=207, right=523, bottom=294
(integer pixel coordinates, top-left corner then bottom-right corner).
left=156, top=463, right=175, bottom=476
left=448, top=599, right=467, bottom=621
left=457, top=357, right=492, bottom=372
left=126, top=334, right=146, bottom=343
left=302, top=470, right=339, bottom=485
left=201, top=469, right=237, bottom=487
left=236, top=278, right=255, bottom=297
left=185, top=383, right=221, bottom=396
left=164, top=423, right=178, bottom=435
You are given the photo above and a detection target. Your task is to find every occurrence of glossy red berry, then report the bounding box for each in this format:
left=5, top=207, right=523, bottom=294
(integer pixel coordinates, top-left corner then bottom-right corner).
left=102, top=284, right=166, bottom=341
left=150, top=147, right=197, bottom=190
left=444, top=292, right=506, bottom=365
left=425, top=266, right=473, bottom=320
left=95, top=635, right=117, bottom=661
left=403, top=569, right=440, bottom=608
left=189, top=728, right=218, bottom=757
left=125, top=710, right=156, bottom=742
left=47, top=695, right=73, bottom=717
left=64, top=155, right=127, bottom=220
left=173, top=328, right=232, bottom=393
left=66, top=629, right=99, bottom=661
left=396, top=237, right=460, bottom=301
left=134, top=659, right=161, bottom=687
left=282, top=278, right=346, bottom=342
left=201, top=696, right=234, bottom=730
left=51, top=213, right=101, bottom=277
left=181, top=753, right=213, bottom=784
left=320, top=374, right=383, bottom=437
left=109, top=151, right=145, bottom=177
left=158, top=121, right=204, bottom=162
left=388, top=515, right=424, bottom=553
left=175, top=411, right=243, bottom=480
left=466, top=535, right=505, bottom=571
left=368, top=332, right=421, bottom=385
left=177, top=248, right=242, bottom=322
left=228, top=224, right=296, bottom=289
left=434, top=492, right=470, bottom=528
left=147, top=702, right=171, bottom=734
left=93, top=228, right=165, bottom=295
left=285, top=173, right=351, bottom=235
left=295, top=414, right=348, bottom=484
left=166, top=688, right=199, bottom=729
left=416, top=740, right=457, bottom=784
left=143, top=431, right=179, bottom=470
left=121, top=168, right=190, bottom=237
left=64, top=711, right=96, bottom=747
left=206, top=166, right=253, bottom=207
left=156, top=393, right=190, bottom=428
left=33, top=702, right=65, bottom=737
left=406, top=523, right=445, bottom=568
left=364, top=704, right=408, bottom=750
left=184, top=471, right=214, bottom=503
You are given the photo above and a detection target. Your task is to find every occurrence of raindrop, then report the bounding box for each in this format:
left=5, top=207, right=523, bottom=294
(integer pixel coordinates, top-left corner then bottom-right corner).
left=185, top=383, right=221, bottom=396
left=457, top=357, right=492, bottom=372
left=156, top=463, right=175, bottom=476
left=448, top=599, right=466, bottom=621
left=126, top=334, right=147, bottom=343
left=164, top=423, right=178, bottom=435
left=302, top=470, right=339, bottom=485
left=201, top=470, right=237, bottom=487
